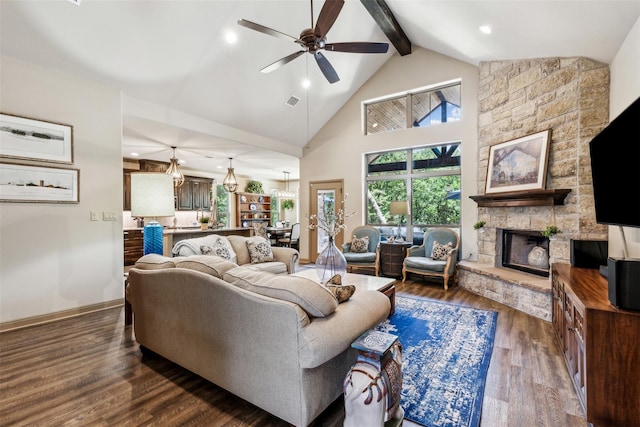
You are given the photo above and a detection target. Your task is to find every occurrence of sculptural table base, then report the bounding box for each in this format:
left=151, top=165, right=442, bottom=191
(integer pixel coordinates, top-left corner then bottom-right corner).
left=344, top=330, right=403, bottom=427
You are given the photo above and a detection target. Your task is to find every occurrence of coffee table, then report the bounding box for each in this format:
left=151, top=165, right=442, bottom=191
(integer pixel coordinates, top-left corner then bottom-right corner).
left=293, top=268, right=397, bottom=316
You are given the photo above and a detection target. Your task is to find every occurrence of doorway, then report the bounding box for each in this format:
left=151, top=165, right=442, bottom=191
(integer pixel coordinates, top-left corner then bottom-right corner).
left=308, top=180, right=344, bottom=262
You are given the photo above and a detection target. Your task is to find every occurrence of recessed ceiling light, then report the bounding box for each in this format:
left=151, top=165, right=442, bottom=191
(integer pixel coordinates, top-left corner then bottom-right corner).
left=225, top=31, right=238, bottom=44
left=479, top=25, right=492, bottom=35
left=302, top=79, right=311, bottom=89
left=130, top=152, right=139, bottom=157
left=372, top=123, right=379, bottom=128
left=178, top=159, right=186, bottom=165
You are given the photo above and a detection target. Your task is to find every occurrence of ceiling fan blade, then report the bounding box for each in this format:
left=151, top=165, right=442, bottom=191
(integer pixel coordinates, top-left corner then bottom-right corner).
left=238, top=19, right=299, bottom=43
left=314, top=51, right=339, bottom=84
left=325, top=42, right=389, bottom=54
left=314, top=0, right=344, bottom=39
left=260, top=50, right=306, bottom=73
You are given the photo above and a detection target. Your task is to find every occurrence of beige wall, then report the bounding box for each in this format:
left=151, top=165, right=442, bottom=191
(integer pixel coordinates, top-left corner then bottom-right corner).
left=609, top=16, right=640, bottom=259
left=299, top=47, right=480, bottom=261
left=0, top=56, right=124, bottom=324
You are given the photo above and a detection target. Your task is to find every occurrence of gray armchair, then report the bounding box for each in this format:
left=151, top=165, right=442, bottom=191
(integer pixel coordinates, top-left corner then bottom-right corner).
left=343, top=226, right=381, bottom=276
left=402, top=227, right=460, bottom=290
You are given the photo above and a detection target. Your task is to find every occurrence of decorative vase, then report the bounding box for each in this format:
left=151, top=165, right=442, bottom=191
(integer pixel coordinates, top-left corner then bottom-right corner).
left=316, top=235, right=348, bottom=283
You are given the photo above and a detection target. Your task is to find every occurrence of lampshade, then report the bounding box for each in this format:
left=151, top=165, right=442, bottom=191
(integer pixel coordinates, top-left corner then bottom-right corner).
left=131, top=173, right=175, bottom=256
left=166, top=146, right=185, bottom=188
left=223, top=158, right=238, bottom=192
left=131, top=173, right=175, bottom=218
left=390, top=201, right=409, bottom=216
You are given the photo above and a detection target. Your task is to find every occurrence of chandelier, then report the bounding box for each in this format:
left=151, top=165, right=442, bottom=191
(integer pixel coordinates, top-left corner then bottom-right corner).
left=166, top=146, right=184, bottom=188
left=277, top=171, right=296, bottom=198
left=223, top=157, right=238, bottom=192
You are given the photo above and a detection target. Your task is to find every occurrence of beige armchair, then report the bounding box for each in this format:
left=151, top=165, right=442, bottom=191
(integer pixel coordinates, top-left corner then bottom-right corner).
left=402, top=227, right=460, bottom=290
left=343, top=226, right=381, bottom=276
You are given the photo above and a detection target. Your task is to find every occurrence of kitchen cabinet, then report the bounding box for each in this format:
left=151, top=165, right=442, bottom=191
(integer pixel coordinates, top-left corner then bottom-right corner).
left=236, top=192, right=271, bottom=229
left=551, top=264, right=640, bottom=426
left=123, top=159, right=212, bottom=211
left=123, top=229, right=143, bottom=266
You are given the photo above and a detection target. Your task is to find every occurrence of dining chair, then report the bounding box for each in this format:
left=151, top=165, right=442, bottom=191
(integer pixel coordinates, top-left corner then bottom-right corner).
left=278, top=223, right=300, bottom=250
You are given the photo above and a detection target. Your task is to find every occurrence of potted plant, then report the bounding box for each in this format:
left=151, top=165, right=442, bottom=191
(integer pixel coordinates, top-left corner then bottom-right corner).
left=541, top=225, right=561, bottom=239
left=199, top=216, right=210, bottom=230
left=245, top=180, right=264, bottom=194
left=282, top=199, right=295, bottom=210
left=473, top=221, right=486, bottom=230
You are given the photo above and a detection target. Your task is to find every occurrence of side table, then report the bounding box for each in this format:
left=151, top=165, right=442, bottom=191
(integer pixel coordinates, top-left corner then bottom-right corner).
left=379, top=242, right=412, bottom=278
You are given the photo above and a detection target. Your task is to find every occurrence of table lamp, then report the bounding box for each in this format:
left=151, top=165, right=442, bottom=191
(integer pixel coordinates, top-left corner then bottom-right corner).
left=389, top=201, right=409, bottom=241
left=131, top=173, right=175, bottom=255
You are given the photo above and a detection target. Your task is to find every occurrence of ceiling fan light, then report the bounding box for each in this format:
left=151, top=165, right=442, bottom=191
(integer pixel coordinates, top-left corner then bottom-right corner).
left=223, top=158, right=239, bottom=192
left=166, top=147, right=185, bottom=188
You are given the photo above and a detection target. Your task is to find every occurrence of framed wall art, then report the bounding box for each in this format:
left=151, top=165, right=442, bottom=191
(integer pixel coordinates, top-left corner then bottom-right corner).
left=0, top=113, right=73, bottom=164
left=485, top=129, right=551, bottom=194
left=0, top=162, right=79, bottom=203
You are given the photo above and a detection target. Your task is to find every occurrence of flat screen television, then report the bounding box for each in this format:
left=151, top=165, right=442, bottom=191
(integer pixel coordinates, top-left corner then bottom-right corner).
left=589, top=96, right=640, bottom=228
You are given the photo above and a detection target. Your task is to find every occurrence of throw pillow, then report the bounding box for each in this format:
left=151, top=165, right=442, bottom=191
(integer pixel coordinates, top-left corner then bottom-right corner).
left=326, top=284, right=356, bottom=303
left=175, top=255, right=237, bottom=279
left=431, top=241, right=454, bottom=261
left=246, top=237, right=276, bottom=264
left=223, top=267, right=338, bottom=317
left=252, top=222, right=268, bottom=239
left=350, top=235, right=370, bottom=253
left=199, top=236, right=236, bottom=262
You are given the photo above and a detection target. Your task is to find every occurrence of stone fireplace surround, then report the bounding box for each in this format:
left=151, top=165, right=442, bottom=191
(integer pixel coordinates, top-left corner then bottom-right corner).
left=457, top=57, right=610, bottom=321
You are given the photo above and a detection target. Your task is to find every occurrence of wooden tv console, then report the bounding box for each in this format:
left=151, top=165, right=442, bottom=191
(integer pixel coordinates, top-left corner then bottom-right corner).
left=551, top=263, right=640, bottom=426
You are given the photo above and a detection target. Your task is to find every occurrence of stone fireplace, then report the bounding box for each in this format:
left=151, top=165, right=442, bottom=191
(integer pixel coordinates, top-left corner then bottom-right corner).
left=500, top=229, right=550, bottom=277
left=457, top=57, right=610, bottom=321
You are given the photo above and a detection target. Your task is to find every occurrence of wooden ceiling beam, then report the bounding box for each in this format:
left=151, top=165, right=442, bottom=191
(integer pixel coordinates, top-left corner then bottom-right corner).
left=360, top=0, right=412, bottom=56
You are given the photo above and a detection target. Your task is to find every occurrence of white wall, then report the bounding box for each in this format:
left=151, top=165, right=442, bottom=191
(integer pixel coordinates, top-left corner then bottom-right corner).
left=0, top=56, right=124, bottom=324
left=608, top=16, right=640, bottom=259
left=300, top=47, right=479, bottom=261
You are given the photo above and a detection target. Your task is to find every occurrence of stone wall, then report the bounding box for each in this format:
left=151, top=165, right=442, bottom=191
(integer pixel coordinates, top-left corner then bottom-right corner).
left=476, top=57, right=610, bottom=266
left=458, top=57, right=611, bottom=320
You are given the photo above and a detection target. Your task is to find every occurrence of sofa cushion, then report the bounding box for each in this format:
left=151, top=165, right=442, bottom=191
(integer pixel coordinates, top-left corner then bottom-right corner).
left=350, top=236, right=369, bottom=253
left=134, top=254, right=176, bottom=270
left=247, top=261, right=288, bottom=275
left=246, top=237, right=276, bottom=263
left=223, top=267, right=338, bottom=317
left=175, top=255, right=238, bottom=279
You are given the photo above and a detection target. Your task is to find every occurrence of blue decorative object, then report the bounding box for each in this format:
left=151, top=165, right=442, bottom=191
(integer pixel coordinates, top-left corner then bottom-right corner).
left=375, top=296, right=498, bottom=427
left=315, top=236, right=347, bottom=282
left=143, top=221, right=164, bottom=255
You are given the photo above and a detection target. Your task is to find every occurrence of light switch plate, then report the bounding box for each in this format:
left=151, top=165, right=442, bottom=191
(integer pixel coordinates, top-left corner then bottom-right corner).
left=90, top=211, right=98, bottom=221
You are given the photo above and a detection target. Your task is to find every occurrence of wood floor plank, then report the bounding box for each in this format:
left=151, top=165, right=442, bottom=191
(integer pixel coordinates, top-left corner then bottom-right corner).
left=0, top=275, right=588, bottom=427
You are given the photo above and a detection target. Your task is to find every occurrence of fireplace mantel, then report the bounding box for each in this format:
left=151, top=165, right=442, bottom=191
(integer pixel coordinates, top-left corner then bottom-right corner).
left=469, top=189, right=571, bottom=207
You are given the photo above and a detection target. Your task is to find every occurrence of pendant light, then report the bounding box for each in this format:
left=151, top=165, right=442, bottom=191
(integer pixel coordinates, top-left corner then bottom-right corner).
left=223, top=157, right=238, bottom=192
left=277, top=171, right=296, bottom=198
left=166, top=146, right=185, bottom=188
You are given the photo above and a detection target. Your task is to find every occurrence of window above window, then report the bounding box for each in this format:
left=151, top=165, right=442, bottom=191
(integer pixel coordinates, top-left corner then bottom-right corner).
left=364, top=80, right=461, bottom=135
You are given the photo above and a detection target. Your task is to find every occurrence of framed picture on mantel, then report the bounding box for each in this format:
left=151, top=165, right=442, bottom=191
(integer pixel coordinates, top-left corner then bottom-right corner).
left=485, top=129, right=551, bottom=194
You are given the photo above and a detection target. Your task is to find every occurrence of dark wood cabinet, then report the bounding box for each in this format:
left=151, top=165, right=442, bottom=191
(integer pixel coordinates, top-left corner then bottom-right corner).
left=123, top=159, right=212, bottom=211
left=552, top=263, right=640, bottom=427
left=123, top=229, right=143, bottom=266
left=379, top=242, right=412, bottom=277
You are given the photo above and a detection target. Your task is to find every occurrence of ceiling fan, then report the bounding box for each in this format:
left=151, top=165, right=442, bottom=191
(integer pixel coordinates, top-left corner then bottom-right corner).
left=238, top=0, right=389, bottom=84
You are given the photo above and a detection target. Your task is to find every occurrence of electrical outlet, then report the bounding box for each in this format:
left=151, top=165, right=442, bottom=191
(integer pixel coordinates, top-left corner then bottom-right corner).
left=90, top=211, right=98, bottom=221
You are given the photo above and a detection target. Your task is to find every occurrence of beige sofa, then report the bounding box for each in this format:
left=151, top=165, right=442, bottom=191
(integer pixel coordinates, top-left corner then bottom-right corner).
left=171, top=234, right=299, bottom=274
left=126, top=257, right=390, bottom=427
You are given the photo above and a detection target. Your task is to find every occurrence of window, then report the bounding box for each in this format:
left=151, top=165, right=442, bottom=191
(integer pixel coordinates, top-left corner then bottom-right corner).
left=215, top=184, right=230, bottom=227
left=364, top=80, right=461, bottom=135
left=365, top=144, right=461, bottom=244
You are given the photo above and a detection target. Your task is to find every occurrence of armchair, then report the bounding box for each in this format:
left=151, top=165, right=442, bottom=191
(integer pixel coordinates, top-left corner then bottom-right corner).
left=402, top=227, right=460, bottom=290
left=343, top=226, right=381, bottom=276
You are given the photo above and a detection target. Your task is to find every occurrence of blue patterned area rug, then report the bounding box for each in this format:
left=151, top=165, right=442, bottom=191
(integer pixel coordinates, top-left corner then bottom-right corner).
left=375, top=295, right=498, bottom=427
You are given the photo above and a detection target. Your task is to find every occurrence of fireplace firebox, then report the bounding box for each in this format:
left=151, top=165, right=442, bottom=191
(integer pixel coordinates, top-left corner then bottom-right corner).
left=499, top=229, right=550, bottom=277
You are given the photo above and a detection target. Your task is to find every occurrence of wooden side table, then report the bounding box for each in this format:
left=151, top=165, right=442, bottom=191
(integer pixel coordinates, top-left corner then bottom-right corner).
left=379, top=242, right=412, bottom=278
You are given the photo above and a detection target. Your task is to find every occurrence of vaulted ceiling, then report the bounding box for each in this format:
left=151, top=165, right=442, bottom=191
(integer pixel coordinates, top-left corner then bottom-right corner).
left=1, top=0, right=638, bottom=180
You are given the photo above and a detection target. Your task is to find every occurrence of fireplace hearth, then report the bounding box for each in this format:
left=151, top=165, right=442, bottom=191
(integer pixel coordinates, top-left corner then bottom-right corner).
left=499, top=229, right=550, bottom=277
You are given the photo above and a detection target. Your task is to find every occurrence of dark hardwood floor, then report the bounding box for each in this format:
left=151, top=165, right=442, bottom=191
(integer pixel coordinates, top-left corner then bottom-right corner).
left=0, top=274, right=587, bottom=427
